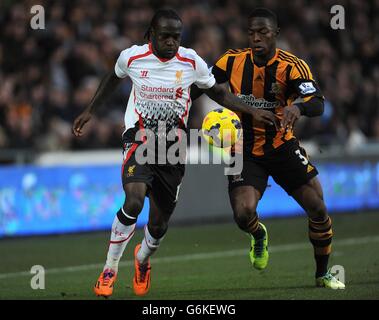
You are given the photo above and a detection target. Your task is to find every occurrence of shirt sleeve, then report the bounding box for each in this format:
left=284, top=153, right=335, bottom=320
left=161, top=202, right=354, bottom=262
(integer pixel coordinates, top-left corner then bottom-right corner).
left=114, top=47, right=135, bottom=78
left=211, top=65, right=228, bottom=84
left=288, top=59, right=323, bottom=99
left=212, top=52, right=229, bottom=84
left=194, top=54, right=216, bottom=89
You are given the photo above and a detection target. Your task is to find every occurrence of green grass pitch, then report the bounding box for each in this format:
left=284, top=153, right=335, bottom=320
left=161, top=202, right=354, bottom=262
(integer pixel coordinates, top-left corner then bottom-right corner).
left=0, top=211, right=378, bottom=300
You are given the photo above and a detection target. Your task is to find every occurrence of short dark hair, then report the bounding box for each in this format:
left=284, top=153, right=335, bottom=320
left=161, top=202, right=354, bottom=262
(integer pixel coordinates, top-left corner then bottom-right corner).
left=144, top=9, right=182, bottom=40
left=248, top=8, right=278, bottom=28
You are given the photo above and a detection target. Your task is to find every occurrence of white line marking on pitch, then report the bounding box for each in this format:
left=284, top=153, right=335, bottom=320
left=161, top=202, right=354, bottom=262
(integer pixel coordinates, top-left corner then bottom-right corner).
left=0, top=235, right=378, bottom=280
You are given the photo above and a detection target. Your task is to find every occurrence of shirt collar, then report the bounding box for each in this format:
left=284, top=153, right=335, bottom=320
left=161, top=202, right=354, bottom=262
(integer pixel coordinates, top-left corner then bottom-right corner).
left=250, top=48, right=279, bottom=67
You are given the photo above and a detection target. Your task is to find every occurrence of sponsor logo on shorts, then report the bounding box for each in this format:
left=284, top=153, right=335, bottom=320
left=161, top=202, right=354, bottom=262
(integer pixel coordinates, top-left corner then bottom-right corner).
left=127, top=165, right=136, bottom=177
left=231, top=174, right=244, bottom=183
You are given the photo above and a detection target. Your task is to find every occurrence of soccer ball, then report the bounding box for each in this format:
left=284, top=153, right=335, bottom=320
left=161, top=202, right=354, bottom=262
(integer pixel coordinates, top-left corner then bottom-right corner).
left=201, top=108, right=242, bottom=148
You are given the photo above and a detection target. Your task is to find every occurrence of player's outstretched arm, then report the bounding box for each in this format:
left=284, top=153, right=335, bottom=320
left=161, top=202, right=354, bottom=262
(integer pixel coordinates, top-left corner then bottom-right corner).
left=203, top=83, right=279, bottom=129
left=72, top=70, right=122, bottom=137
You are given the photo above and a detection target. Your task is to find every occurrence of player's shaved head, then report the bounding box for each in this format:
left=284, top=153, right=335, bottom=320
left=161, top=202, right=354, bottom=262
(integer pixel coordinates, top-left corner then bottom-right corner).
left=247, top=8, right=279, bottom=65
left=248, top=8, right=278, bottom=29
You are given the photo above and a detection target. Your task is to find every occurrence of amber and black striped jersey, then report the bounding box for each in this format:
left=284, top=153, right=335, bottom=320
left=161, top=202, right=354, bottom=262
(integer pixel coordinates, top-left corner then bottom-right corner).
left=212, top=48, right=324, bottom=157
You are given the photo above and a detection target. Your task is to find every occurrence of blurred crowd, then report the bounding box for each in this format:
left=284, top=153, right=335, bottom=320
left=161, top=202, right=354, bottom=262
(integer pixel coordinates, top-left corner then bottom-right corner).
left=0, top=0, right=378, bottom=153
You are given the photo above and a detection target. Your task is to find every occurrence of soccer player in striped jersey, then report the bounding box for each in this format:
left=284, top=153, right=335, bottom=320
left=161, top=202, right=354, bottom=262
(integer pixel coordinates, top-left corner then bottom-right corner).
left=72, top=9, right=277, bottom=298
left=192, top=8, right=345, bottom=289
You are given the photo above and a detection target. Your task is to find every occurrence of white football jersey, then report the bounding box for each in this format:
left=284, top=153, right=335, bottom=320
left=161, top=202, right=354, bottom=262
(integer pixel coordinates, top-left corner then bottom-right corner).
left=114, top=43, right=216, bottom=142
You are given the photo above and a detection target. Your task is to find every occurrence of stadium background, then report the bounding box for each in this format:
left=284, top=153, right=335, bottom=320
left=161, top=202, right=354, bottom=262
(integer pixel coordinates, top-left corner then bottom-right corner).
left=0, top=0, right=378, bottom=300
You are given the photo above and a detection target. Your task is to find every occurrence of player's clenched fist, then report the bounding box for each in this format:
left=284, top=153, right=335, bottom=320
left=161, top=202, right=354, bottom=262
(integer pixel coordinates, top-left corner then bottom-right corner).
left=72, top=110, right=92, bottom=137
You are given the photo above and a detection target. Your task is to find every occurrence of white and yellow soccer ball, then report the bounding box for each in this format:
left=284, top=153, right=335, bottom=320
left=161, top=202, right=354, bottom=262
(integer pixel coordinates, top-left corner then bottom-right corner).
left=201, top=108, right=242, bottom=148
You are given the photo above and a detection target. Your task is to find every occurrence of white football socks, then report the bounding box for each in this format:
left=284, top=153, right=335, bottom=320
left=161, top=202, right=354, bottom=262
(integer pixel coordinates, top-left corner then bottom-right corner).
left=104, top=212, right=136, bottom=272
left=136, top=225, right=164, bottom=264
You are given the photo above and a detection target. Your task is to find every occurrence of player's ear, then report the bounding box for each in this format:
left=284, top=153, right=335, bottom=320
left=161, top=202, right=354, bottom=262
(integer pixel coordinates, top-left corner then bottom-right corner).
left=276, top=27, right=280, bottom=36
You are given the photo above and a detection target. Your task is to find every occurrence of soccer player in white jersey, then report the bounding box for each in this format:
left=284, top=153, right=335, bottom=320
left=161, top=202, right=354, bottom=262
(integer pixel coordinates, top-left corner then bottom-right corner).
left=72, top=9, right=277, bottom=298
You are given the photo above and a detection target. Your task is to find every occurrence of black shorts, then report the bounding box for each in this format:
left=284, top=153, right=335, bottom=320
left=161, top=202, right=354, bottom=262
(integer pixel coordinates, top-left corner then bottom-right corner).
left=121, top=142, right=185, bottom=213
left=228, top=139, right=318, bottom=196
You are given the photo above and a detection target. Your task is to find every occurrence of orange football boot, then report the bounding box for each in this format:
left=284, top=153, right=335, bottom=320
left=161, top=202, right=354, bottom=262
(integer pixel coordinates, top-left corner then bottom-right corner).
left=133, top=244, right=151, bottom=296
left=94, top=268, right=117, bottom=297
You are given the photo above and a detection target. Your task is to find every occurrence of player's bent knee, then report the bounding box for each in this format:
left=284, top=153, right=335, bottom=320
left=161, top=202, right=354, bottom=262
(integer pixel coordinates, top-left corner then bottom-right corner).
left=124, top=197, right=144, bottom=217
left=233, top=202, right=258, bottom=231
left=307, top=200, right=328, bottom=221
left=234, top=200, right=257, bottom=216
left=148, top=222, right=168, bottom=239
